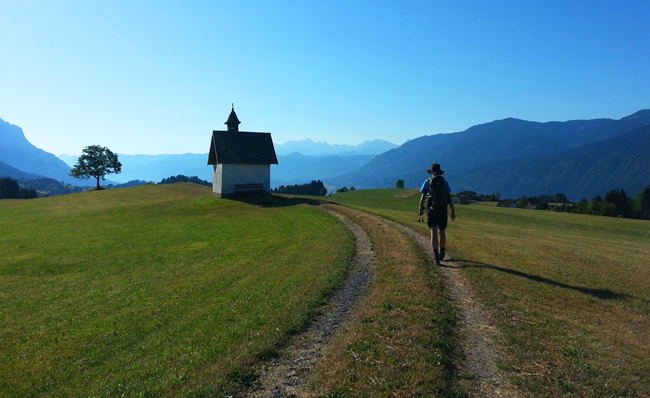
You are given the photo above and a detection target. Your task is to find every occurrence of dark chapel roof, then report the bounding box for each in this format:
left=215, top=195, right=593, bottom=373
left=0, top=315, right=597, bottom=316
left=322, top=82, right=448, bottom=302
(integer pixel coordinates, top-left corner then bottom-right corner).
left=208, top=107, right=278, bottom=165
left=208, top=131, right=278, bottom=165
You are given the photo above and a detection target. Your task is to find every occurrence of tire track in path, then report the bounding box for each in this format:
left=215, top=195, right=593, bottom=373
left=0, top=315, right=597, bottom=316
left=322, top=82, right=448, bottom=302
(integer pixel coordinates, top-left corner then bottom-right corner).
left=388, top=219, right=520, bottom=398
left=246, top=206, right=519, bottom=398
left=245, top=207, right=374, bottom=398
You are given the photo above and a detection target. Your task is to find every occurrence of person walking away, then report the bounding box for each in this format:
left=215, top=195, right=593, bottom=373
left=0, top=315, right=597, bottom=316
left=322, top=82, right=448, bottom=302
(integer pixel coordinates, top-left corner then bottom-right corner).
left=418, top=163, right=456, bottom=265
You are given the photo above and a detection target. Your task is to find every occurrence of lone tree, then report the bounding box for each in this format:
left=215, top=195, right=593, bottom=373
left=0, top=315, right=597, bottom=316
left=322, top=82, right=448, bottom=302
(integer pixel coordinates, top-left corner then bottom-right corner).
left=395, top=179, right=405, bottom=189
left=517, top=197, right=529, bottom=209
left=638, top=184, right=650, bottom=219
left=70, top=145, right=122, bottom=189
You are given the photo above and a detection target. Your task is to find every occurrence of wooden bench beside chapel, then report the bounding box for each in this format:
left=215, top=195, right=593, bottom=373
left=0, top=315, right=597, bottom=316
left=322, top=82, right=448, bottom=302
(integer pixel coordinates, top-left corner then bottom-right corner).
left=234, top=183, right=264, bottom=193
left=207, top=107, right=279, bottom=198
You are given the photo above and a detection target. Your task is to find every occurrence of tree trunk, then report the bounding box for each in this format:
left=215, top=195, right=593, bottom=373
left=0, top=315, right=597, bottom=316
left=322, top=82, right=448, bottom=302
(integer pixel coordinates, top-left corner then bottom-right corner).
left=96, top=176, right=100, bottom=189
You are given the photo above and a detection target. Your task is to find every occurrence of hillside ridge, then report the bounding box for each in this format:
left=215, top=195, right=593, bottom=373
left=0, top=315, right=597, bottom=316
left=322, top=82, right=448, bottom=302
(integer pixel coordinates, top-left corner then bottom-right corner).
left=0, top=118, right=88, bottom=186
left=329, top=110, right=650, bottom=199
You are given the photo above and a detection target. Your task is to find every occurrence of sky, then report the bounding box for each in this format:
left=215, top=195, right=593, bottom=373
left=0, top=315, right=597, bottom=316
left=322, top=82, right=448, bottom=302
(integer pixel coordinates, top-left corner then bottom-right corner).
left=1, top=1, right=649, bottom=156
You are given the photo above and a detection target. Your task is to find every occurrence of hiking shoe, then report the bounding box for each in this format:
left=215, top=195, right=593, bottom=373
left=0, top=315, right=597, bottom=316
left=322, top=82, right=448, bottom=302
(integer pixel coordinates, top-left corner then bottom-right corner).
left=434, top=251, right=441, bottom=265
left=440, top=248, right=446, bottom=262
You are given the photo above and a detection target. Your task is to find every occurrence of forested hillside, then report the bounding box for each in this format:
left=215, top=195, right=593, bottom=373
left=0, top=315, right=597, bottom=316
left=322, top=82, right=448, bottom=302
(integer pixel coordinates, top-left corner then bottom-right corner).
left=329, top=110, right=650, bottom=200
left=452, top=124, right=650, bottom=200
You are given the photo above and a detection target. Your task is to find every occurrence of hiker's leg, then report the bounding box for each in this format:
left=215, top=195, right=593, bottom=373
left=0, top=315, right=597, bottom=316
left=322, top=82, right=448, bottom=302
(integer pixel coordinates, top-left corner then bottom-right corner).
left=430, top=227, right=439, bottom=250
left=437, top=214, right=449, bottom=261
left=439, top=229, right=446, bottom=249
left=430, top=227, right=441, bottom=264
left=439, top=229, right=447, bottom=261
left=427, top=210, right=442, bottom=263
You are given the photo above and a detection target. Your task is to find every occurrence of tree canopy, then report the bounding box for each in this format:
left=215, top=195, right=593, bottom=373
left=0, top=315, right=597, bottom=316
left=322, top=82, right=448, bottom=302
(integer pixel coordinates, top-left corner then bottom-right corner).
left=159, top=175, right=211, bottom=187
left=636, top=185, right=650, bottom=219
left=69, top=145, right=122, bottom=189
left=273, top=180, right=327, bottom=196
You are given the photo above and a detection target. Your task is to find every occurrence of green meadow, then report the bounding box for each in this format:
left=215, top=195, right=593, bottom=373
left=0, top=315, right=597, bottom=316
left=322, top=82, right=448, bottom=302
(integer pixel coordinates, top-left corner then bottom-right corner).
left=2, top=184, right=649, bottom=397
left=329, top=188, right=650, bottom=397
left=0, top=183, right=354, bottom=397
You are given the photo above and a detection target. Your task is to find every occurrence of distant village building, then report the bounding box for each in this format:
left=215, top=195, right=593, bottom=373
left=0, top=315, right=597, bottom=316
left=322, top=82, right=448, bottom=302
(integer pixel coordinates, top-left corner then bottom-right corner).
left=525, top=197, right=540, bottom=210
left=207, top=107, right=278, bottom=198
left=496, top=199, right=518, bottom=208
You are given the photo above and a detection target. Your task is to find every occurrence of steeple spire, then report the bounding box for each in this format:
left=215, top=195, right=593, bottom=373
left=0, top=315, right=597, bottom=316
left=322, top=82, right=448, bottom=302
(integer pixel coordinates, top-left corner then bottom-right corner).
left=225, top=105, right=241, bottom=133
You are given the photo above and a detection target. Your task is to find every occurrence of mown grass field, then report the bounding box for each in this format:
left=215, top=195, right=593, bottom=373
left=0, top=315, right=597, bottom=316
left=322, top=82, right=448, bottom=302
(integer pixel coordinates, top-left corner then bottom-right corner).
left=0, top=183, right=354, bottom=397
left=328, top=188, right=650, bottom=397
left=3, top=185, right=649, bottom=397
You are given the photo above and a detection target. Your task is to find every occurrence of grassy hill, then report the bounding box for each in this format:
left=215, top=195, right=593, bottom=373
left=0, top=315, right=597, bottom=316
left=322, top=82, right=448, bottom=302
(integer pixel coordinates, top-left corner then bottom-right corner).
left=328, top=189, right=650, bottom=397
left=0, top=183, right=354, bottom=397
left=3, top=185, right=649, bottom=397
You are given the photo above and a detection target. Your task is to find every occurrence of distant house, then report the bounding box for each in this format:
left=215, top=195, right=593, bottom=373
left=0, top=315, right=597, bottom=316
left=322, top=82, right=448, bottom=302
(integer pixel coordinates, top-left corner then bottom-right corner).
left=207, top=107, right=279, bottom=198
left=525, top=197, right=540, bottom=210
left=451, top=197, right=462, bottom=205
left=497, top=199, right=517, bottom=208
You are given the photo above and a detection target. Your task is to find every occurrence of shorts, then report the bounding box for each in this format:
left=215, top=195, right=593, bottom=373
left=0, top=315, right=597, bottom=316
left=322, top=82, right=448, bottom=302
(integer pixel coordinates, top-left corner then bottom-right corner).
left=427, top=208, right=448, bottom=230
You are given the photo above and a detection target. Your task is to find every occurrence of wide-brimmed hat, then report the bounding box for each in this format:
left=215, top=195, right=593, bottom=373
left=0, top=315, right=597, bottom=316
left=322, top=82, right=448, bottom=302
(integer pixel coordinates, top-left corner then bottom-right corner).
left=427, top=163, right=444, bottom=175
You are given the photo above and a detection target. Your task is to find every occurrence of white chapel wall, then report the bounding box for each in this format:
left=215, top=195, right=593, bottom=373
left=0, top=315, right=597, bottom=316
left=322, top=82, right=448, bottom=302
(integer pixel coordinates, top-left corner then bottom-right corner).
left=212, top=164, right=271, bottom=195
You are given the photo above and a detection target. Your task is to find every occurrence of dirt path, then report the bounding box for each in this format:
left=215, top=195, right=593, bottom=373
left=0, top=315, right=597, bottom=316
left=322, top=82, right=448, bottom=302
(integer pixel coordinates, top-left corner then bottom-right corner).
left=245, top=208, right=374, bottom=398
left=245, top=207, right=518, bottom=398
left=387, top=220, right=519, bottom=398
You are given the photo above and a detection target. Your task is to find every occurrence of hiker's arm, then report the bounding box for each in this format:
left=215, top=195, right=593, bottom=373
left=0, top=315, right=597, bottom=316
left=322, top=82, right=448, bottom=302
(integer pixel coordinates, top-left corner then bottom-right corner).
left=448, top=196, right=456, bottom=221
left=418, top=194, right=426, bottom=215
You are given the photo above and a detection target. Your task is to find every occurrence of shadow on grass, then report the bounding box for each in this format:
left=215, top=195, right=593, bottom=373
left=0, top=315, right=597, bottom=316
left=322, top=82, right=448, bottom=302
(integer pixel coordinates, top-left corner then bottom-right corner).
left=231, top=193, right=331, bottom=208
left=451, top=258, right=633, bottom=301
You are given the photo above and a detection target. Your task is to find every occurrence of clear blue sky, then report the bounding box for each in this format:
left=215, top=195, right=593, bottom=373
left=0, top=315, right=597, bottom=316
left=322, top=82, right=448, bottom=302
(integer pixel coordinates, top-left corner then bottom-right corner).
left=2, top=0, right=649, bottom=155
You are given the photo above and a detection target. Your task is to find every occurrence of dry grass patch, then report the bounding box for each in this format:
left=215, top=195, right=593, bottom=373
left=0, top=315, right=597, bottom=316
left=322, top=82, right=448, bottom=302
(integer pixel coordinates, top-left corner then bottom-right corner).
left=390, top=189, right=420, bottom=199
left=307, top=205, right=462, bottom=398
left=471, top=201, right=498, bottom=207
left=448, top=206, right=650, bottom=397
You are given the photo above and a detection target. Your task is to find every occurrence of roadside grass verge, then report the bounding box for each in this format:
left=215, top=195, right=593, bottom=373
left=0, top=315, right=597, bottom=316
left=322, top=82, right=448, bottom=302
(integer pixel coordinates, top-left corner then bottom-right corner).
left=328, top=189, right=650, bottom=397
left=0, top=183, right=354, bottom=397
left=308, top=205, right=463, bottom=398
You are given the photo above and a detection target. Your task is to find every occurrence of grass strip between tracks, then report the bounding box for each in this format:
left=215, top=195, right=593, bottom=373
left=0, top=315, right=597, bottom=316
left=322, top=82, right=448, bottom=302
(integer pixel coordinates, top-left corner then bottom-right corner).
left=307, top=205, right=464, bottom=398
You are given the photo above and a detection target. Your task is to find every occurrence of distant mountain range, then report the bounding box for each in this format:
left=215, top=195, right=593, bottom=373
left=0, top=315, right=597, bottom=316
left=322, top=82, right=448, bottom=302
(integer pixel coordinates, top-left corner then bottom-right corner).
left=274, top=139, right=397, bottom=156
left=4, top=111, right=650, bottom=200
left=57, top=139, right=393, bottom=186
left=330, top=110, right=650, bottom=200
left=0, top=118, right=89, bottom=186
left=60, top=151, right=379, bottom=188
left=452, top=123, right=650, bottom=200
left=0, top=159, right=44, bottom=181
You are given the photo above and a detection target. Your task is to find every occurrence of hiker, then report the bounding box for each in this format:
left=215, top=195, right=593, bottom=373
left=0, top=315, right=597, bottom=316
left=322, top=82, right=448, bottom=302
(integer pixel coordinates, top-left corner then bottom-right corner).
left=418, top=163, right=456, bottom=265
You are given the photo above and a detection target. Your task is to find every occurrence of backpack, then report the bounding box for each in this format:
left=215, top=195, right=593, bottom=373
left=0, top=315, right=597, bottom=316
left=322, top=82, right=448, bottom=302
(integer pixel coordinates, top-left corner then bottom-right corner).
left=427, top=175, right=448, bottom=211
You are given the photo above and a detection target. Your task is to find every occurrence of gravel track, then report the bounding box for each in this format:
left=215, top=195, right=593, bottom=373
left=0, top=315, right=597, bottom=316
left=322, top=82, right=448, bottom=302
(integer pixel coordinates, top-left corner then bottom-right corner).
left=245, top=207, right=374, bottom=398
left=245, top=206, right=519, bottom=398
left=387, top=220, right=520, bottom=398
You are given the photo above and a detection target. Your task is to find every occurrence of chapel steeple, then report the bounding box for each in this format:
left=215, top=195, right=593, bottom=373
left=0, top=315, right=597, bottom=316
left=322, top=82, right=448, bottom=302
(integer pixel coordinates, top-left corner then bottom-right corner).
left=225, top=104, right=241, bottom=133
